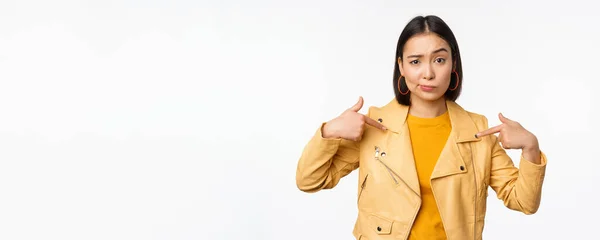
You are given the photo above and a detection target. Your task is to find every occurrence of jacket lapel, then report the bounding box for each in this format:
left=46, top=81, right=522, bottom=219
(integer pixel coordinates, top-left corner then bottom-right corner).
left=431, top=101, right=481, bottom=180
left=370, top=99, right=483, bottom=195
left=371, top=100, right=420, bottom=196
left=384, top=123, right=421, bottom=196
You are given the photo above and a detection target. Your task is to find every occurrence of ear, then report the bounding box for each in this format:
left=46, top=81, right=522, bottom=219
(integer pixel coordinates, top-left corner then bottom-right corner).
left=397, top=57, right=404, bottom=74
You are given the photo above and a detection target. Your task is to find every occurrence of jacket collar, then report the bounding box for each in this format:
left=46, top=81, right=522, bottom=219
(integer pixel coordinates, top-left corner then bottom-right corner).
left=369, top=99, right=482, bottom=196
left=373, top=99, right=480, bottom=143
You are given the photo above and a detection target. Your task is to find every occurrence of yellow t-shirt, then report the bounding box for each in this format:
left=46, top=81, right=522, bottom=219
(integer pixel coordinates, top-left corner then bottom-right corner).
left=407, top=111, right=451, bottom=240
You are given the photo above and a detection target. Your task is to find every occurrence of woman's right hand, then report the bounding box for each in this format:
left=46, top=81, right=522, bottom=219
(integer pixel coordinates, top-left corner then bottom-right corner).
left=322, top=96, right=387, bottom=141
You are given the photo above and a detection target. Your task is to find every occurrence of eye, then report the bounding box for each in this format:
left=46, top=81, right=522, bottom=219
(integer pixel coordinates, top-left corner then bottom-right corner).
left=410, top=60, right=420, bottom=65
left=435, top=58, right=446, bottom=63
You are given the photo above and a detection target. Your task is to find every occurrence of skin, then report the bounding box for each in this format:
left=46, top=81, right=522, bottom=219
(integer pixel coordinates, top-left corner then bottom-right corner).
left=323, top=32, right=541, bottom=164
left=399, top=33, right=453, bottom=119
left=321, top=96, right=385, bottom=142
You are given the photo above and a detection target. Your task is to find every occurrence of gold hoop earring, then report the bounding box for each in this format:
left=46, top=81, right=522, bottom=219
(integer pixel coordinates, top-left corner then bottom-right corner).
left=449, top=71, right=459, bottom=91
left=398, top=76, right=409, bottom=95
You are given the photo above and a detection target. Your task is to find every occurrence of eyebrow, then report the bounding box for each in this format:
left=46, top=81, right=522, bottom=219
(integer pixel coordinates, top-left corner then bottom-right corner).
left=406, top=48, right=449, bottom=59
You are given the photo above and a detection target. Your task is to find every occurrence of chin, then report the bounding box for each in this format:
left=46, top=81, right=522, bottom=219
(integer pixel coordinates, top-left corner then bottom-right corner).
left=412, top=91, right=445, bottom=102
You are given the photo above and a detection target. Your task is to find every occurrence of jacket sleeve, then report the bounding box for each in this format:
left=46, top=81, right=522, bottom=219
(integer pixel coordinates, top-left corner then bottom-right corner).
left=483, top=116, right=547, bottom=215
left=295, top=123, right=360, bottom=193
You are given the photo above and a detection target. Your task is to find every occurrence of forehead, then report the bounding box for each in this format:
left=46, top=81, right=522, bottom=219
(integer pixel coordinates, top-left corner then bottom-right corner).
left=403, top=33, right=451, bottom=55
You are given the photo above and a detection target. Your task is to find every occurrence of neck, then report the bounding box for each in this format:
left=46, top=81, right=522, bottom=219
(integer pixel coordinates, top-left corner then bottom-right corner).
left=408, top=97, right=447, bottom=118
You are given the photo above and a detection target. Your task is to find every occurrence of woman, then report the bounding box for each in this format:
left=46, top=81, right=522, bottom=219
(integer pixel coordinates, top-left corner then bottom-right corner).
left=295, top=15, right=547, bottom=240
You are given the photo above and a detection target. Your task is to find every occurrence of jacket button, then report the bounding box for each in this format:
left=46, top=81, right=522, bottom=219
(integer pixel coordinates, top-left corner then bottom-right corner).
left=377, top=226, right=382, bottom=231
left=460, top=166, right=465, bottom=171
left=377, top=118, right=383, bottom=123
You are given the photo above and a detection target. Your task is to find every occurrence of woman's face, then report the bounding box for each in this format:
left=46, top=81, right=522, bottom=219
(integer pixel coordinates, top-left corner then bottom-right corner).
left=398, top=33, right=454, bottom=103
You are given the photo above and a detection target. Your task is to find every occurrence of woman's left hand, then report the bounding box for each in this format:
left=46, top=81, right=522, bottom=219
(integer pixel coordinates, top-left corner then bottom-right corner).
left=476, top=113, right=541, bottom=164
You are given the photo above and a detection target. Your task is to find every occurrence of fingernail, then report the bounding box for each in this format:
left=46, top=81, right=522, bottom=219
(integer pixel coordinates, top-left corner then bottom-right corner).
left=474, top=134, right=479, bottom=138
left=382, top=127, right=387, bottom=130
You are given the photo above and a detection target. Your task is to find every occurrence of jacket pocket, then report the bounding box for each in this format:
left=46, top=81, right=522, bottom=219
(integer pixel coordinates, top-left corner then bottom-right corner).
left=368, top=214, right=393, bottom=235
left=357, top=174, right=369, bottom=204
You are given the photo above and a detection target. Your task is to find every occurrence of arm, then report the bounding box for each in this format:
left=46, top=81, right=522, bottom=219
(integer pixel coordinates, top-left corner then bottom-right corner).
left=295, top=123, right=360, bottom=193
left=484, top=117, right=548, bottom=214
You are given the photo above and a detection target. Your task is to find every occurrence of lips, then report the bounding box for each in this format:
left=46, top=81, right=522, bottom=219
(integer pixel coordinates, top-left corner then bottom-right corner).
left=419, top=85, right=436, bottom=92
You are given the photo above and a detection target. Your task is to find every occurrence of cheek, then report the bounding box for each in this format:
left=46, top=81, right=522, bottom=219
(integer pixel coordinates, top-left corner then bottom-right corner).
left=439, top=72, right=451, bottom=85
left=404, top=72, right=420, bottom=86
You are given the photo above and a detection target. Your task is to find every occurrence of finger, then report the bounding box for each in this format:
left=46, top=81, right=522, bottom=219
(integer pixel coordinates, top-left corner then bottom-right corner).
left=498, top=132, right=515, bottom=149
left=496, top=132, right=506, bottom=148
left=349, top=96, right=364, bottom=112
left=499, top=140, right=511, bottom=149
left=476, top=124, right=503, bottom=138
left=364, top=116, right=387, bottom=131
left=498, top=112, right=513, bottom=124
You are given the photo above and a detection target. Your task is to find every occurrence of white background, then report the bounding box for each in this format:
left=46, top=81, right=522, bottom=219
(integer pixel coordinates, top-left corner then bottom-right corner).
left=0, top=0, right=598, bottom=239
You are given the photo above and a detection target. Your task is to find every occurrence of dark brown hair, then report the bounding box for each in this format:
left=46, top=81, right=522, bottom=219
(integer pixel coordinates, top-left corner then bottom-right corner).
left=393, top=15, right=463, bottom=106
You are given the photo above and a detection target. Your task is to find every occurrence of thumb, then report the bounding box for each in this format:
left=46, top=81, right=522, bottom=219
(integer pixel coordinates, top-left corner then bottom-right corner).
left=498, top=112, right=511, bottom=123
left=349, top=96, right=364, bottom=112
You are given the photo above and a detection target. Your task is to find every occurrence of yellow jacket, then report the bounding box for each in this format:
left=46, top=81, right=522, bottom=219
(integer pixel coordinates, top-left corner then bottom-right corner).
left=296, top=99, right=547, bottom=240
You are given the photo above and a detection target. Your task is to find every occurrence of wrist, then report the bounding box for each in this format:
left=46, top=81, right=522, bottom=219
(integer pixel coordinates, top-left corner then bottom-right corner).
left=523, top=146, right=540, bottom=155
left=522, top=146, right=541, bottom=165
left=321, top=122, right=339, bottom=139
left=522, top=134, right=539, bottom=152
left=521, top=135, right=541, bottom=164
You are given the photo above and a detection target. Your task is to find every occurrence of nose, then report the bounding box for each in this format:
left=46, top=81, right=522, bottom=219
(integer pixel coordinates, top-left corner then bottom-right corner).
left=423, top=63, right=435, bottom=80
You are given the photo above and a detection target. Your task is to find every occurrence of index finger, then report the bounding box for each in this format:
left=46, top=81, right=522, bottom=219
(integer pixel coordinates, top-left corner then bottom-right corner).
left=364, top=116, right=387, bottom=131
left=476, top=124, right=503, bottom=138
